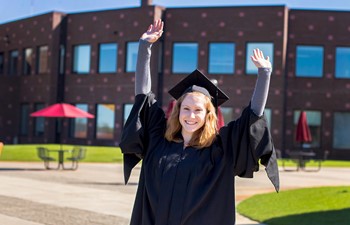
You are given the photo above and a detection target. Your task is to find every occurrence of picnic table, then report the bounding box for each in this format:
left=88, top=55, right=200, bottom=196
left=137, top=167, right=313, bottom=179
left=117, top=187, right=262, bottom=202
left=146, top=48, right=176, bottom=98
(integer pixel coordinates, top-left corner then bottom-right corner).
left=278, top=149, right=329, bottom=172
left=37, top=147, right=86, bottom=170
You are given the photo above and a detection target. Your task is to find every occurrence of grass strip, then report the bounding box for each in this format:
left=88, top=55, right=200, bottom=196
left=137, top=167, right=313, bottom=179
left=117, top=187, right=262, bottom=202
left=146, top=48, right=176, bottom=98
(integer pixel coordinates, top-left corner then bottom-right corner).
left=237, top=186, right=350, bottom=225
left=0, top=144, right=122, bottom=163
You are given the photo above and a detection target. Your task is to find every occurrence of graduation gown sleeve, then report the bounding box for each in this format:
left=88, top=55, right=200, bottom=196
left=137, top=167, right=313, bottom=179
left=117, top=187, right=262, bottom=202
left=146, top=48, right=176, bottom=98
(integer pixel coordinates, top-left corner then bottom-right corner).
left=119, top=92, right=165, bottom=184
left=219, top=104, right=280, bottom=192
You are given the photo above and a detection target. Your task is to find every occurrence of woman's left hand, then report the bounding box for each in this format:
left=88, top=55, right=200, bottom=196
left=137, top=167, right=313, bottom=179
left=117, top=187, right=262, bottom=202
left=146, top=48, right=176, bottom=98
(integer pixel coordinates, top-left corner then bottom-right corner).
left=250, top=48, right=272, bottom=69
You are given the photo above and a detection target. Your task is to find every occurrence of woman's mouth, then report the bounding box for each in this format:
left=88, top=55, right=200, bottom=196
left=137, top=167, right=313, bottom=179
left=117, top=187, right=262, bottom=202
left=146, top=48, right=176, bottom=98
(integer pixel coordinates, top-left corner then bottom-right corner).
left=185, top=120, right=197, bottom=125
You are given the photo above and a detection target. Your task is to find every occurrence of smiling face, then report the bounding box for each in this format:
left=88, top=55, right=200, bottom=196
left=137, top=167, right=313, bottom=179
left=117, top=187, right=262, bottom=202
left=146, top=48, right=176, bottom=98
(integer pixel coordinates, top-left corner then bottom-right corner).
left=179, top=93, right=208, bottom=140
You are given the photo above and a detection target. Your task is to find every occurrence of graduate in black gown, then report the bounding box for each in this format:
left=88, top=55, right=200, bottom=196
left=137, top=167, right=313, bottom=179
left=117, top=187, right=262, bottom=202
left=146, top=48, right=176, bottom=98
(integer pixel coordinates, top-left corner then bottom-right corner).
left=120, top=19, right=279, bottom=225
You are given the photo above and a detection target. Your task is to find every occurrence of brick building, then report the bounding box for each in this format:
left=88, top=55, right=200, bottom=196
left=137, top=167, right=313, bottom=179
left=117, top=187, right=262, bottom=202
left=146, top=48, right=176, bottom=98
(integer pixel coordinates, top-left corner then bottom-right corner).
left=1, top=1, right=350, bottom=159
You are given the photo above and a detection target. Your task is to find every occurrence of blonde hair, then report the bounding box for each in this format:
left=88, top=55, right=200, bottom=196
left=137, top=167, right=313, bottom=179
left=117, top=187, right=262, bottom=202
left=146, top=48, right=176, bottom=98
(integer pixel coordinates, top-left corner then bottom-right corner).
left=165, top=92, right=218, bottom=148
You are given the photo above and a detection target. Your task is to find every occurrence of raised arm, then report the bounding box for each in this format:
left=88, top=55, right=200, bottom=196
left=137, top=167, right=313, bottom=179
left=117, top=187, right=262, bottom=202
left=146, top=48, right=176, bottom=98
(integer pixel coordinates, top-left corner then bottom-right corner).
left=250, top=49, right=272, bottom=116
left=135, top=19, right=164, bottom=95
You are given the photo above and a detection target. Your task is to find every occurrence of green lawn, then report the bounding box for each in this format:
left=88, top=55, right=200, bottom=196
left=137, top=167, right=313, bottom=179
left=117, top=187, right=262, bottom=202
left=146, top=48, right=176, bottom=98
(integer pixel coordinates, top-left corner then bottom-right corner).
left=237, top=186, right=350, bottom=225
left=278, top=159, right=350, bottom=167
left=2, top=144, right=350, bottom=167
left=0, top=144, right=123, bottom=163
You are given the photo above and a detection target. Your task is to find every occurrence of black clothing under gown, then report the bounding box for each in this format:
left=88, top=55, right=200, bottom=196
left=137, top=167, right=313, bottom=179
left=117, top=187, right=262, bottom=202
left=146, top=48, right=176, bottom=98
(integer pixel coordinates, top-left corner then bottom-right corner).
left=120, top=92, right=279, bottom=225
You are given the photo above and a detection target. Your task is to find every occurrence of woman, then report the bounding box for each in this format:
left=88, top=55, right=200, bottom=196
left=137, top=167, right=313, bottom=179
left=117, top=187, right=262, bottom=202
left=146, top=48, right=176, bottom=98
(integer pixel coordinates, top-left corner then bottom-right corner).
left=120, top=19, right=279, bottom=225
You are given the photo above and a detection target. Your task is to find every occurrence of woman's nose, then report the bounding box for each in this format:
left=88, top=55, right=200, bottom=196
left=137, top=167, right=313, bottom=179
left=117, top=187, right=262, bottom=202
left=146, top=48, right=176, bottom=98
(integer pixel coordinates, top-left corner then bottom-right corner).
left=189, top=111, right=196, bottom=118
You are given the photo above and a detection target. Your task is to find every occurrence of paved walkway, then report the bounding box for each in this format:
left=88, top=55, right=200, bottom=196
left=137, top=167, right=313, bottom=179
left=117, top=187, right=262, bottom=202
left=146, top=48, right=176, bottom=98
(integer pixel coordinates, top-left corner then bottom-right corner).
left=0, top=162, right=350, bottom=225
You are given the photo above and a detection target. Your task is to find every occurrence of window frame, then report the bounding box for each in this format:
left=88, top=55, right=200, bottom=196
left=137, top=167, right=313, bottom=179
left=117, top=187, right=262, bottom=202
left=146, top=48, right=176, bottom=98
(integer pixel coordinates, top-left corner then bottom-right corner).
left=95, top=103, right=115, bottom=140
left=72, top=44, right=91, bottom=74
left=245, top=42, right=274, bottom=75
left=0, top=52, right=4, bottom=75
left=9, top=49, right=19, bottom=76
left=335, top=46, right=350, bottom=79
left=125, top=41, right=139, bottom=73
left=36, top=45, right=49, bottom=74
left=69, top=103, right=89, bottom=139
left=23, top=47, right=33, bottom=75
left=208, top=42, right=235, bottom=75
left=293, top=110, right=322, bottom=148
left=98, top=42, right=118, bottom=74
left=333, top=111, right=350, bottom=149
left=295, top=45, right=324, bottom=78
left=172, top=42, right=198, bottom=74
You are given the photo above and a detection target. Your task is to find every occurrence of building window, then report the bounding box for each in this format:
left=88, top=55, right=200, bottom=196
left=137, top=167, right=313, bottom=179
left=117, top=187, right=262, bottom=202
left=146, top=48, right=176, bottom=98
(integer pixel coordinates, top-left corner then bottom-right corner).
left=296, top=46, right=323, bottom=77
left=246, top=42, right=274, bottom=74
left=172, top=43, right=198, bottom=73
left=123, top=104, right=133, bottom=125
left=73, top=45, right=91, bottom=74
left=294, top=110, right=321, bottom=148
left=220, top=107, right=233, bottom=125
left=9, top=50, right=19, bottom=75
left=23, top=48, right=33, bottom=75
left=59, top=45, right=65, bottom=75
left=264, top=108, right=272, bottom=130
left=34, top=103, right=45, bottom=136
left=99, top=43, right=117, bottom=73
left=209, top=43, right=235, bottom=74
left=96, top=104, right=115, bottom=139
left=126, top=42, right=138, bottom=72
left=20, top=104, right=29, bottom=136
left=333, top=112, right=350, bottom=149
left=69, top=104, right=88, bottom=138
left=37, top=46, right=48, bottom=74
left=0, top=52, right=4, bottom=74
left=335, top=47, right=350, bottom=79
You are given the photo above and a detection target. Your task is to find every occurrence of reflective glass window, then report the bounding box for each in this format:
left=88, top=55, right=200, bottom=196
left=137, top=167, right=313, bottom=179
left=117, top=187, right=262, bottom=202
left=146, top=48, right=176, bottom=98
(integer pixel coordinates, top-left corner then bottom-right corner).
left=126, top=42, right=138, bottom=72
left=335, top=47, right=350, bottom=79
left=294, top=110, right=321, bottom=148
left=9, top=50, right=18, bottom=75
left=0, top=52, right=4, bottom=74
left=173, top=43, right=198, bottom=73
left=34, top=103, right=45, bottom=136
left=209, top=43, right=235, bottom=74
left=264, top=108, right=272, bottom=130
left=220, top=107, right=233, bottom=125
left=96, top=104, right=115, bottom=139
left=333, top=112, right=350, bottom=149
left=20, top=104, right=29, bottom=135
left=99, top=43, right=117, bottom=73
left=59, top=45, right=65, bottom=75
left=246, top=43, right=274, bottom=74
left=296, top=46, right=323, bottom=77
left=70, top=104, right=88, bottom=138
left=123, top=104, right=133, bottom=125
left=37, top=46, right=48, bottom=74
left=23, top=48, right=33, bottom=75
left=73, top=45, right=91, bottom=74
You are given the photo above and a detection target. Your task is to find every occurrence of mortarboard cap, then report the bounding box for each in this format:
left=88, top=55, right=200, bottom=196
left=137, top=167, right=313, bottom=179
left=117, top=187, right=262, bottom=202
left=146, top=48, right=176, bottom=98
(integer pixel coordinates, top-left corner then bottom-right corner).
left=168, top=69, right=229, bottom=106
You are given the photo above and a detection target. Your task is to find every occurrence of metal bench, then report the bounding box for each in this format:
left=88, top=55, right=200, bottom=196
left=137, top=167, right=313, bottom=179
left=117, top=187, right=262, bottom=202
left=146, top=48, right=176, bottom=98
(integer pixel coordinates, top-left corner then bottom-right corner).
left=66, top=147, right=87, bottom=170
left=37, top=147, right=57, bottom=169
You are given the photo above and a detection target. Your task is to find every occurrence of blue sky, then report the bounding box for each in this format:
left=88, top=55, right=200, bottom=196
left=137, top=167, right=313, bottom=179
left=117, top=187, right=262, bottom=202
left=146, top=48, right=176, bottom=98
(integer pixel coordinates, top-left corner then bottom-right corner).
left=1, top=0, right=350, bottom=24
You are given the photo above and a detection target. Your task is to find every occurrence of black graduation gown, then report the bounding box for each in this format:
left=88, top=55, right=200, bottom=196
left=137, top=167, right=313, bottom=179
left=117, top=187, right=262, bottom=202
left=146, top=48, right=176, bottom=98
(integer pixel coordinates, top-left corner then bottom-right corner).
left=120, top=93, right=279, bottom=225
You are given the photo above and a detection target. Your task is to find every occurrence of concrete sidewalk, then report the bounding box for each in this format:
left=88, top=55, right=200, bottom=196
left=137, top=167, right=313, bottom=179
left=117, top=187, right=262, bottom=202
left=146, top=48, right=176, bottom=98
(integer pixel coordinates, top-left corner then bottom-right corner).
left=0, top=162, right=349, bottom=225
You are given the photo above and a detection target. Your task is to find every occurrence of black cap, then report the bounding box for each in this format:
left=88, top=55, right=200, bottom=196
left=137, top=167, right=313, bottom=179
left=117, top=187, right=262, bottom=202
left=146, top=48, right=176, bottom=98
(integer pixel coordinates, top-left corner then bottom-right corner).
left=168, top=69, right=229, bottom=106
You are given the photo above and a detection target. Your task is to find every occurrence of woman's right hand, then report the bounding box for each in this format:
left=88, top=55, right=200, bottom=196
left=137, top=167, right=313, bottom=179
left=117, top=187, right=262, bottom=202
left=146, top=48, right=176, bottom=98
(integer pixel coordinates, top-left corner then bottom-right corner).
left=141, top=19, right=164, bottom=43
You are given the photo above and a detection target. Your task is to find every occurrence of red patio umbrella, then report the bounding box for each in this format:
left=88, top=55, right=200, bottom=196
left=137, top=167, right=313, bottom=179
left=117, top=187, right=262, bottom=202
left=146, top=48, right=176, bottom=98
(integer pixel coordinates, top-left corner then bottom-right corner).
left=30, top=103, right=94, bottom=150
left=296, top=111, right=312, bottom=144
left=30, top=103, right=94, bottom=118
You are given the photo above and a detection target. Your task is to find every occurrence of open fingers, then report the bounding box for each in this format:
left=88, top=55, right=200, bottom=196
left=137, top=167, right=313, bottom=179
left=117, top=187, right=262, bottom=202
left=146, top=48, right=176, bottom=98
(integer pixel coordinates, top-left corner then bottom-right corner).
left=153, top=19, right=163, bottom=32
left=258, top=49, right=264, bottom=59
